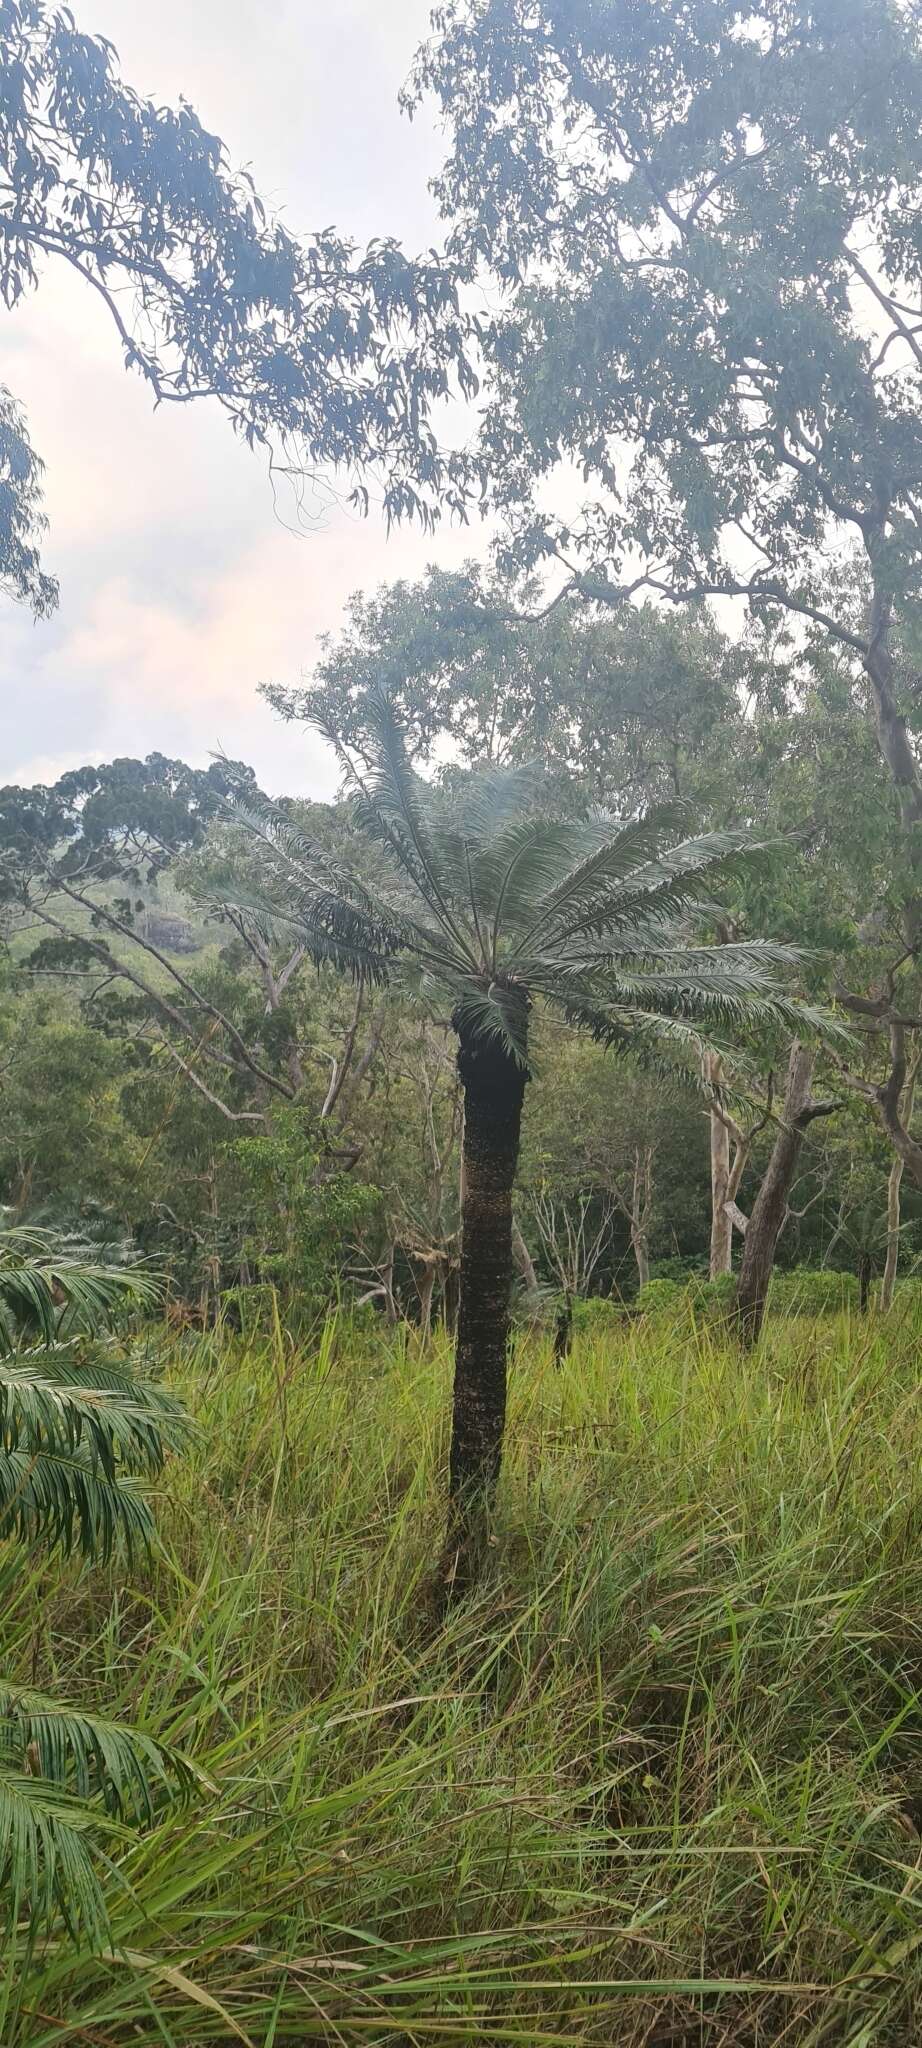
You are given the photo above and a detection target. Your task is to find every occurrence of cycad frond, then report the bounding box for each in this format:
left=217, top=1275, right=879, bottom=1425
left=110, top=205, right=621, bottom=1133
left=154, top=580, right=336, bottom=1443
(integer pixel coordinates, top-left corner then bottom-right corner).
left=0, top=1348, right=189, bottom=1474
left=0, top=1229, right=161, bottom=1355
left=353, top=691, right=449, bottom=901
left=528, top=826, right=776, bottom=952
left=226, top=700, right=829, bottom=1078
left=0, top=1331, right=189, bottom=1563
left=0, top=1443, right=155, bottom=1561
left=0, top=1685, right=194, bottom=1822
left=510, top=806, right=693, bottom=949
left=452, top=981, right=530, bottom=1066
left=0, top=1760, right=119, bottom=1943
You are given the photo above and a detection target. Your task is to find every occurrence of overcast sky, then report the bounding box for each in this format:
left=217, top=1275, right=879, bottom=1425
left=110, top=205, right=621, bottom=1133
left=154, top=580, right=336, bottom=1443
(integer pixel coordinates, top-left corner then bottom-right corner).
left=1, top=0, right=484, bottom=796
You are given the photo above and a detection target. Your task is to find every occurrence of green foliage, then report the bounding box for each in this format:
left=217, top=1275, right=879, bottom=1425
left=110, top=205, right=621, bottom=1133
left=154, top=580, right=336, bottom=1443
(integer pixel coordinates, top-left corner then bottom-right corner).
left=268, top=566, right=748, bottom=808
left=569, top=1293, right=623, bottom=1335
left=636, top=1276, right=686, bottom=1312
left=413, top=0, right=922, bottom=642
left=233, top=691, right=818, bottom=1077
left=0, top=1229, right=191, bottom=1948
left=768, top=1267, right=860, bottom=1314
left=225, top=1110, right=376, bottom=1311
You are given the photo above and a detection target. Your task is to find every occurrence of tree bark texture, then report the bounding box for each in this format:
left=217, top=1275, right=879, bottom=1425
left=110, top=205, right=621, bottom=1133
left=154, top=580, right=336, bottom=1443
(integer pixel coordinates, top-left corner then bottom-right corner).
left=736, top=1043, right=838, bottom=1343
left=446, top=1008, right=528, bottom=1572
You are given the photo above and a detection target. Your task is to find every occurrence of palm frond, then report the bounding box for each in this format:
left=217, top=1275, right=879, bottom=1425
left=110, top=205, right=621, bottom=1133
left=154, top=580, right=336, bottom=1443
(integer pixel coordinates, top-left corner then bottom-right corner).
left=0, top=1759, right=120, bottom=1943
left=452, top=982, right=531, bottom=1067
left=0, top=1229, right=161, bottom=1355
left=0, top=1685, right=195, bottom=1822
left=0, top=1443, right=157, bottom=1562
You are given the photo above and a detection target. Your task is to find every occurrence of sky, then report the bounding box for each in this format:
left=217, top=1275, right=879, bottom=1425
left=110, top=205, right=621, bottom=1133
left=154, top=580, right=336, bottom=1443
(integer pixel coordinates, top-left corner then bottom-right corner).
left=0, top=0, right=484, bottom=797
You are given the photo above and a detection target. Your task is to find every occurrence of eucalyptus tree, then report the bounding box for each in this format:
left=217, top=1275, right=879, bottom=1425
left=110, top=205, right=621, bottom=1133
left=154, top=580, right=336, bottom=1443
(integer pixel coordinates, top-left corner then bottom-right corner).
left=234, top=696, right=813, bottom=1572
left=411, top=0, right=922, bottom=1169
left=0, top=0, right=470, bottom=613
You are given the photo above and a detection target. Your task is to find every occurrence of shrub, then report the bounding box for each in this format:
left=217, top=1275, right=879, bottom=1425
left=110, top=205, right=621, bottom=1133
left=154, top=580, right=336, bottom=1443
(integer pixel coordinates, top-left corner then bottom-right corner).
left=570, top=1294, right=625, bottom=1337
left=636, top=1277, right=686, bottom=1314
left=769, top=1269, right=859, bottom=1314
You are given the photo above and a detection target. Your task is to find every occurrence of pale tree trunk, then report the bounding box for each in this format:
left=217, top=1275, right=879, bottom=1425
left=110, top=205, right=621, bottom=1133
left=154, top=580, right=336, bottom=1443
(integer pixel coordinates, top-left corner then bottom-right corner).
left=704, top=1053, right=767, bottom=1279
left=865, top=566, right=922, bottom=949
left=706, top=1053, right=733, bottom=1278
left=630, top=1145, right=653, bottom=1290
left=736, top=1043, right=841, bottom=1343
left=880, top=1049, right=921, bottom=1312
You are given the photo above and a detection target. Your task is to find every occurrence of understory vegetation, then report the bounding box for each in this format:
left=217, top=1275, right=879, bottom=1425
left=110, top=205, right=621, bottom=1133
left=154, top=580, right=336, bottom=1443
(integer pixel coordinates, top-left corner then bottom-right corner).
left=4, top=1300, right=922, bottom=2046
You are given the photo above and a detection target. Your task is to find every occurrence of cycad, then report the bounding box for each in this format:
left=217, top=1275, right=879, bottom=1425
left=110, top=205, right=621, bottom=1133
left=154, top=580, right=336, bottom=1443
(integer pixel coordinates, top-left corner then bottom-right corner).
left=232, top=696, right=816, bottom=1572
left=0, top=1227, right=191, bottom=1942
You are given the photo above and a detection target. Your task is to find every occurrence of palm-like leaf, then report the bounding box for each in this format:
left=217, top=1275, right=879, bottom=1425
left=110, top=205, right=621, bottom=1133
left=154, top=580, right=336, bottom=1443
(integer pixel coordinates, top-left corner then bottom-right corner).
left=228, top=691, right=824, bottom=1072
left=0, top=1688, right=193, bottom=1941
left=0, top=1761, right=119, bottom=1944
left=0, top=1235, right=192, bottom=1943
left=0, top=1227, right=162, bottom=1355
left=0, top=1345, right=189, bottom=1561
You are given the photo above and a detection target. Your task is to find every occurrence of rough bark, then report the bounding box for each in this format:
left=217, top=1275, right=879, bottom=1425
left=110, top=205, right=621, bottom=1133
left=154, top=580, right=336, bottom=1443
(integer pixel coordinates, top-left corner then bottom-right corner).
left=858, top=1252, right=873, bottom=1314
left=445, top=1006, right=528, bottom=1580
left=553, top=1291, right=573, bottom=1365
left=735, top=1044, right=840, bottom=1343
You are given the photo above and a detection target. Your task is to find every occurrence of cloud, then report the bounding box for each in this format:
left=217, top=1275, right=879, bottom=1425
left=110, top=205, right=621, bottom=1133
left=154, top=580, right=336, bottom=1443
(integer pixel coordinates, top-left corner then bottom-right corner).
left=0, top=0, right=487, bottom=794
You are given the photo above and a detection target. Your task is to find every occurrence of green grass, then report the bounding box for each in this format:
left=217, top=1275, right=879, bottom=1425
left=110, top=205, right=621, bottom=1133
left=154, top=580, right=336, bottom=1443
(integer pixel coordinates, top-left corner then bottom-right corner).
left=6, top=1300, right=922, bottom=2044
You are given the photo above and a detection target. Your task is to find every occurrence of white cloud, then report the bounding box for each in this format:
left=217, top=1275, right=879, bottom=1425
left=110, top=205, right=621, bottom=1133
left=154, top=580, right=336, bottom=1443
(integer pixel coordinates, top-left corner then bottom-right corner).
left=0, top=0, right=488, bottom=793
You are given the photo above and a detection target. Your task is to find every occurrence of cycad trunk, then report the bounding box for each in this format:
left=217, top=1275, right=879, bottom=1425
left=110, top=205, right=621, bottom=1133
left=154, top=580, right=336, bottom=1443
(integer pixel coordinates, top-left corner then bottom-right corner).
left=446, top=1011, right=528, bottom=1580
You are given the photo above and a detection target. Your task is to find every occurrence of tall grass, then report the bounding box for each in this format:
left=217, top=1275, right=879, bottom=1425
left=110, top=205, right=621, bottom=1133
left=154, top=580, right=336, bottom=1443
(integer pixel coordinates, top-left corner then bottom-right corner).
left=5, top=1299, right=922, bottom=2044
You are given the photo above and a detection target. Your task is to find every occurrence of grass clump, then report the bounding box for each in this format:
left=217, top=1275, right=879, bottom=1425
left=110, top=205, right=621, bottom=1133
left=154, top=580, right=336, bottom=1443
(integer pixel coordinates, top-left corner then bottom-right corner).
left=5, top=1300, right=922, bottom=2044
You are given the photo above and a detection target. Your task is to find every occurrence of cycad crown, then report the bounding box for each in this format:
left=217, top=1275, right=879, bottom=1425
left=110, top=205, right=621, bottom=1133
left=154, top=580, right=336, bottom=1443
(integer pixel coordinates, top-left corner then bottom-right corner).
left=230, top=690, right=815, bottom=1067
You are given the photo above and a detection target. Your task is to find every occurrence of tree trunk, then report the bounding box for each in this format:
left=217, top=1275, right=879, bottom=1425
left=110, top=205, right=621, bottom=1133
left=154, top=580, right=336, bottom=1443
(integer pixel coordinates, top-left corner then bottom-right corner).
left=880, top=1050, right=919, bottom=1312
left=881, top=1155, right=904, bottom=1314
left=630, top=1144, right=653, bottom=1290
left=865, top=569, right=922, bottom=948
left=446, top=1007, right=528, bottom=1580
left=858, top=1252, right=873, bottom=1314
left=707, top=1054, right=734, bottom=1278
left=417, top=1261, right=436, bottom=1343
left=553, top=1291, right=573, bottom=1365
left=736, top=1043, right=831, bottom=1344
